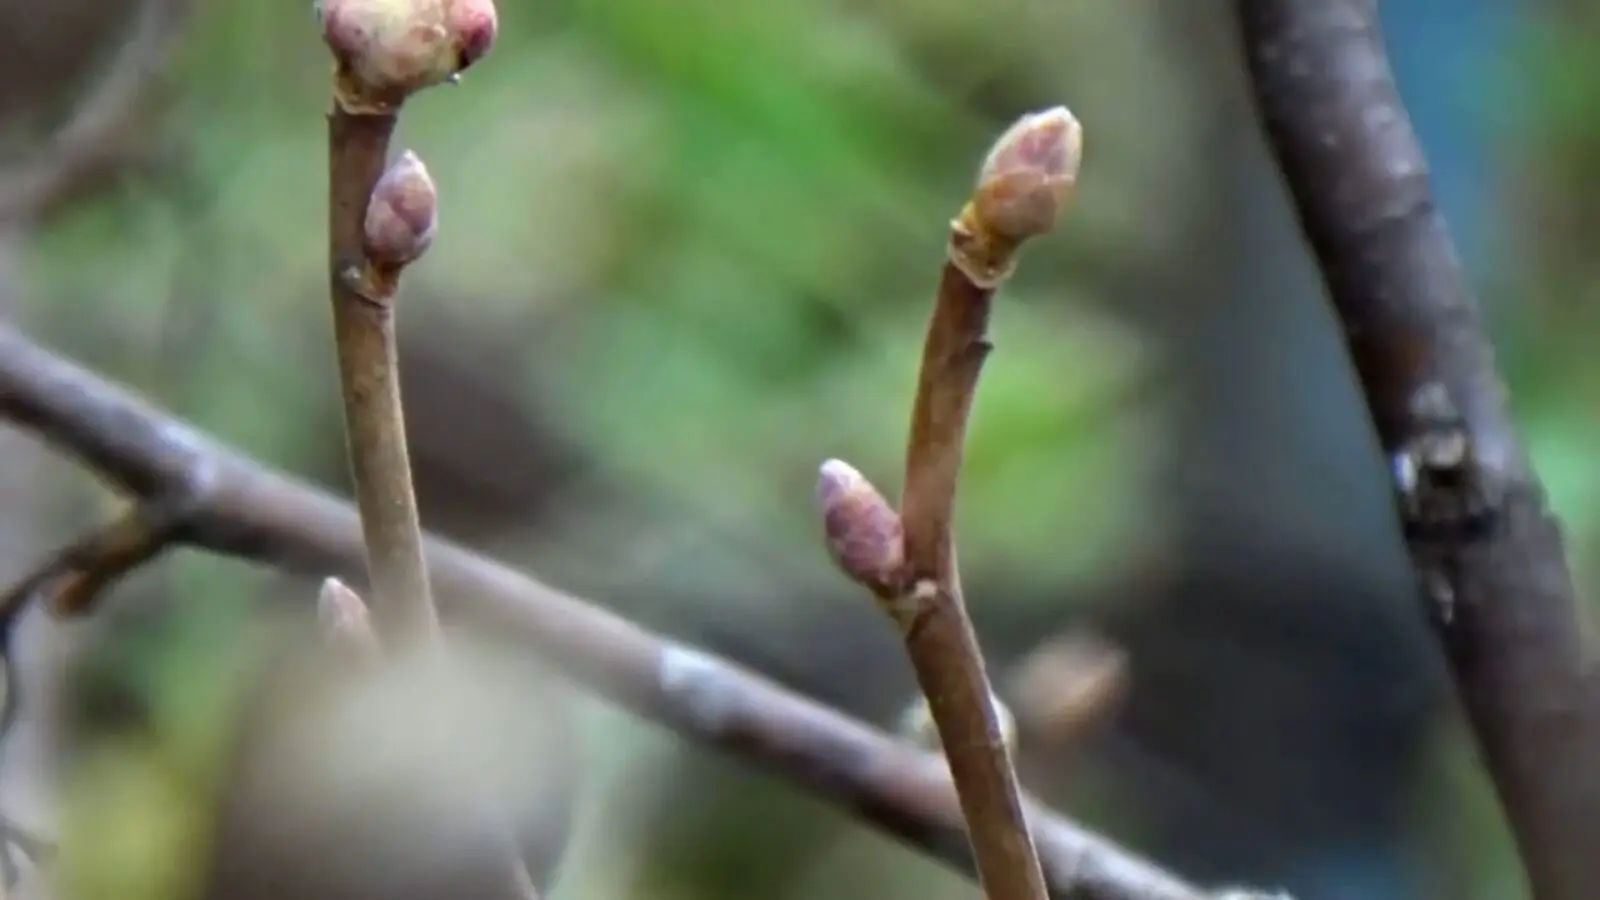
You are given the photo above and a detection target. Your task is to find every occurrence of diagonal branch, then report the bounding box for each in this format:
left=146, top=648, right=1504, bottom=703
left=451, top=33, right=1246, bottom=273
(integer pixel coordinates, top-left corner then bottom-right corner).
left=1237, top=3, right=1600, bottom=899
left=0, top=322, right=1278, bottom=900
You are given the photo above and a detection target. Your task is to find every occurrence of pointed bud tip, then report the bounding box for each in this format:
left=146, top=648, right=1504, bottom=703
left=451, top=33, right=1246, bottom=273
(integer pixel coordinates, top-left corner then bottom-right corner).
left=364, top=149, right=439, bottom=267
left=815, top=457, right=864, bottom=505
left=972, top=105, right=1083, bottom=243
left=317, top=577, right=367, bottom=623
left=899, top=692, right=1016, bottom=752
left=317, top=577, right=382, bottom=658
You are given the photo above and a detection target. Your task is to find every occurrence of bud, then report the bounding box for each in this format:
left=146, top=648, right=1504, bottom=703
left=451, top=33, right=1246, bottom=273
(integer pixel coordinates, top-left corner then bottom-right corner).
left=972, top=106, right=1082, bottom=244
left=1008, top=632, right=1126, bottom=747
left=364, top=150, right=438, bottom=268
left=317, top=577, right=381, bottom=660
left=318, top=0, right=499, bottom=111
left=816, top=459, right=903, bottom=594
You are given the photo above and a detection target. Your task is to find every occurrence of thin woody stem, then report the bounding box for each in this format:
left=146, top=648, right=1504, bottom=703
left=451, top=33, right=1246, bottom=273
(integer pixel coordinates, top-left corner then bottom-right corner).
left=326, top=107, right=439, bottom=647
left=823, top=107, right=1084, bottom=900
left=894, top=259, right=1045, bottom=900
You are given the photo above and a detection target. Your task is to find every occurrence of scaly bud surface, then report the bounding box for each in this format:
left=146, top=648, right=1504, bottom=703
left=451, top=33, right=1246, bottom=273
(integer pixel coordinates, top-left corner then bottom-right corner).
left=816, top=459, right=904, bottom=594
left=951, top=106, right=1083, bottom=287
left=363, top=149, right=438, bottom=268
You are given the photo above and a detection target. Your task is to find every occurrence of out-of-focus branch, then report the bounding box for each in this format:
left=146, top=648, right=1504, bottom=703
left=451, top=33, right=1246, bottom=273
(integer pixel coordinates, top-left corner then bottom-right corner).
left=0, top=489, right=207, bottom=635
left=1237, top=3, right=1600, bottom=899
left=0, top=323, right=1281, bottom=900
left=0, top=0, right=190, bottom=226
left=1008, top=632, right=1127, bottom=754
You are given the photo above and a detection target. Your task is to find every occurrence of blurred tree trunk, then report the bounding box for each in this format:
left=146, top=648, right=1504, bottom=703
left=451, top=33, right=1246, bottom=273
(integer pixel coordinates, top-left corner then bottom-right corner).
left=1098, top=3, right=1512, bottom=898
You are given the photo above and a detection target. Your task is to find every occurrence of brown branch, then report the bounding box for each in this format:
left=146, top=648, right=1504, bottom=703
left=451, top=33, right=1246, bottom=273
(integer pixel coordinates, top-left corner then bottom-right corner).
left=1237, top=3, right=1600, bottom=899
left=313, top=0, right=497, bottom=648
left=312, top=7, right=541, bottom=896
left=819, top=109, right=1084, bottom=900
left=326, top=107, right=439, bottom=647
left=0, top=488, right=206, bottom=633
left=0, top=0, right=191, bottom=226
left=0, top=322, right=1286, bottom=900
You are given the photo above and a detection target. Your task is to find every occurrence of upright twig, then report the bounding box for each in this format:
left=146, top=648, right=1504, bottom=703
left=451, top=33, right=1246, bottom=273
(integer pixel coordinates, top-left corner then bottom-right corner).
left=316, top=0, right=496, bottom=647
left=0, top=322, right=1286, bottom=900
left=1237, top=3, right=1600, bottom=899
left=817, top=108, right=1083, bottom=900
left=311, top=4, right=544, bottom=897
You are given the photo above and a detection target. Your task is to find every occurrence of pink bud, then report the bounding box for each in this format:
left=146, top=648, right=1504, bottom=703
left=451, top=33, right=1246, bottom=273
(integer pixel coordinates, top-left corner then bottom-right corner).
left=363, top=150, right=438, bottom=267
left=972, top=106, right=1082, bottom=244
left=816, top=459, right=904, bottom=594
left=318, top=0, right=499, bottom=110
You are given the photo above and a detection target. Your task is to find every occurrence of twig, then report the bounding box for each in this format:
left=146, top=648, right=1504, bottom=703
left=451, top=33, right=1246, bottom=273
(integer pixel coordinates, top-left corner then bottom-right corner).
left=326, top=102, right=436, bottom=646
left=0, top=0, right=191, bottom=226
left=0, top=488, right=209, bottom=634
left=314, top=0, right=498, bottom=646
left=312, top=5, right=542, bottom=896
left=0, top=323, right=1283, bottom=900
left=1237, top=3, right=1600, bottom=899
left=817, top=109, right=1083, bottom=900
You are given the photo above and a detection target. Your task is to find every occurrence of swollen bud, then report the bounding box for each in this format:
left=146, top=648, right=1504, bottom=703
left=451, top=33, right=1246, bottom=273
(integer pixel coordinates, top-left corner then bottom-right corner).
left=816, top=458, right=903, bottom=594
left=1008, top=632, right=1126, bottom=748
left=952, top=106, right=1082, bottom=287
left=973, top=105, right=1082, bottom=244
left=317, top=0, right=499, bottom=111
left=363, top=150, right=438, bottom=268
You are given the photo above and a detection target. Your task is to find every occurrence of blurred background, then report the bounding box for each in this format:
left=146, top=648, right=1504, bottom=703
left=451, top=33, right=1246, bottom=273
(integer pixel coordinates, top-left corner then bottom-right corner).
left=0, top=1, right=1593, bottom=899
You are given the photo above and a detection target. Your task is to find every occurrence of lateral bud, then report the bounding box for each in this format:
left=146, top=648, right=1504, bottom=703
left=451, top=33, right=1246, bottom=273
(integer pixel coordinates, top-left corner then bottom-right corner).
left=317, top=0, right=499, bottom=112
left=815, top=458, right=904, bottom=595
left=364, top=150, right=438, bottom=270
left=951, top=105, right=1083, bottom=287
